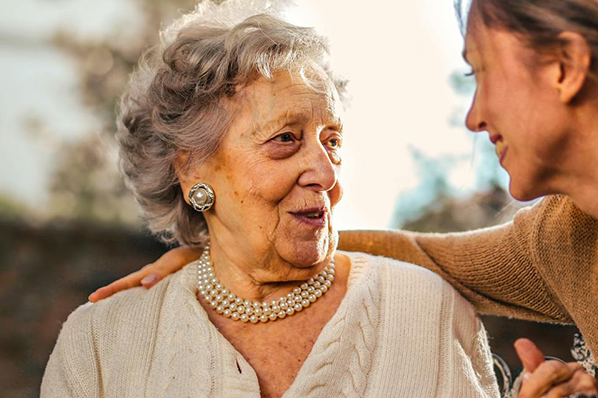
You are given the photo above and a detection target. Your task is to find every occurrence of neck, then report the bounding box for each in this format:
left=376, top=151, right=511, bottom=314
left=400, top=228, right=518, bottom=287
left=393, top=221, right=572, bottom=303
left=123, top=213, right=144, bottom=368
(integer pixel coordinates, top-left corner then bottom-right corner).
left=562, top=180, right=598, bottom=219
left=206, top=235, right=330, bottom=302
left=547, top=114, right=598, bottom=219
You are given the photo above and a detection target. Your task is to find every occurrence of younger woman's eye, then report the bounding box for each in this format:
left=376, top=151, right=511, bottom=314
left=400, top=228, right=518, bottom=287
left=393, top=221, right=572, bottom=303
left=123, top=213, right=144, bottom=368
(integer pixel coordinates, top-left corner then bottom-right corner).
left=464, top=69, right=475, bottom=77
left=325, top=132, right=343, bottom=149
left=328, top=137, right=342, bottom=149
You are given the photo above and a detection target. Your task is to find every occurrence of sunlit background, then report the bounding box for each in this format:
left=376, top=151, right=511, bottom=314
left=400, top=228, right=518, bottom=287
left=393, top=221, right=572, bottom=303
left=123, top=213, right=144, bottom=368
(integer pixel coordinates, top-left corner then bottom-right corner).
left=0, top=0, right=576, bottom=396
left=0, top=0, right=510, bottom=229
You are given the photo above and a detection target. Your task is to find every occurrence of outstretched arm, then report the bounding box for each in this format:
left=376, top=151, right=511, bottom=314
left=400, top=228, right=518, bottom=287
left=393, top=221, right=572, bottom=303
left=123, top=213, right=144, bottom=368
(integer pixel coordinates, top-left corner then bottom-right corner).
left=338, top=197, right=574, bottom=324
left=337, top=222, right=566, bottom=323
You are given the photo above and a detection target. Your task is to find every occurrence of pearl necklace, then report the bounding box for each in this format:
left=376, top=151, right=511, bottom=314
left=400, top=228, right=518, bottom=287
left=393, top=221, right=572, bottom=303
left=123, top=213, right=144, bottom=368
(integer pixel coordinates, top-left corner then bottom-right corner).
left=196, top=244, right=335, bottom=323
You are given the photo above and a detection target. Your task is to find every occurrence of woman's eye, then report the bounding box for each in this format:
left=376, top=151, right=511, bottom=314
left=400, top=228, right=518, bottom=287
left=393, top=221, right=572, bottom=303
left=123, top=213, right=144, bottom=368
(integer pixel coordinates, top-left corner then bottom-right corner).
left=273, top=132, right=296, bottom=143
left=464, top=69, right=475, bottom=77
left=327, top=136, right=342, bottom=149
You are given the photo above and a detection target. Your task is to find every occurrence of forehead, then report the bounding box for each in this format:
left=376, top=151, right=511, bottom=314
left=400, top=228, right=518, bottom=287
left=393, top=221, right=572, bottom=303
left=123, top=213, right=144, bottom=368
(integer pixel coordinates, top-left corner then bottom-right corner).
left=233, top=69, right=342, bottom=131
left=463, top=23, right=527, bottom=65
left=463, top=21, right=491, bottom=62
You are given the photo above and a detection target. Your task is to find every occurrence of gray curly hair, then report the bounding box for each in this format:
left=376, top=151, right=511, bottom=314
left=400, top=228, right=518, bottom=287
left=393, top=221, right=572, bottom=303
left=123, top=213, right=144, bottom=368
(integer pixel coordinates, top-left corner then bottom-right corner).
left=117, top=1, right=346, bottom=246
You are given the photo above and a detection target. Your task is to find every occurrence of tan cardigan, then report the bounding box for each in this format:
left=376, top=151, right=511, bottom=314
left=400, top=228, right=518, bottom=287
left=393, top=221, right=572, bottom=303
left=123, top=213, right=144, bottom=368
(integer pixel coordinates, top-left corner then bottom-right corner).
left=339, top=195, right=598, bottom=356
left=42, top=252, right=499, bottom=397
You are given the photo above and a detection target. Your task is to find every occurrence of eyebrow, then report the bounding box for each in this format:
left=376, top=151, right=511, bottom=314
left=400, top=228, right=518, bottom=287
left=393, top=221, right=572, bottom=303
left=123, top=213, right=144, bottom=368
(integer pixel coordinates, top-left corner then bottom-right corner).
left=258, top=112, right=307, bottom=133
left=258, top=110, right=343, bottom=133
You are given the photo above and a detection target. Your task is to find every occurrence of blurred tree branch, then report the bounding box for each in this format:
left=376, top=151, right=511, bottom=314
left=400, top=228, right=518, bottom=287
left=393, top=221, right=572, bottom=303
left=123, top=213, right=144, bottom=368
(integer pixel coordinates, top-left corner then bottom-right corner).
left=41, top=0, right=207, bottom=225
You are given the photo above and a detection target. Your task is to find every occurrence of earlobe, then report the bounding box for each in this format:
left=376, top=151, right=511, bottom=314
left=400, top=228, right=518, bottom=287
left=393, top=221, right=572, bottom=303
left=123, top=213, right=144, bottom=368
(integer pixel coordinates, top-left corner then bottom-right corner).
left=172, top=151, right=196, bottom=204
left=173, top=152, right=214, bottom=206
left=555, top=31, right=591, bottom=104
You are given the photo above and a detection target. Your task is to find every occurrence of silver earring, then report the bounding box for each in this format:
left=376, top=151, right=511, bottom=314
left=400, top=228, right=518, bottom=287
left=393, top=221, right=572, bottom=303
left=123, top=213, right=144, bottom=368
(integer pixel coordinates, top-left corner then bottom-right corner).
left=188, top=182, right=215, bottom=212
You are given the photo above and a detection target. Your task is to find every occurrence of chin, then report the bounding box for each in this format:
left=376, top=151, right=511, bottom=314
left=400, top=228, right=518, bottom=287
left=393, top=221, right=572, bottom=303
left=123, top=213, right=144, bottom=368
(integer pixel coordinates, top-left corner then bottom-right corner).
left=508, top=177, right=544, bottom=202
left=278, top=231, right=337, bottom=270
left=290, top=241, right=330, bottom=267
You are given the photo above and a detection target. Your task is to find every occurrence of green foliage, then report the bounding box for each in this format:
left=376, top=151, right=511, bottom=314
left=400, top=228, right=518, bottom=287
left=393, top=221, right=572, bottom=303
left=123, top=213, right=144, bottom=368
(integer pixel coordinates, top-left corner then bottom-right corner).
left=0, top=194, right=32, bottom=219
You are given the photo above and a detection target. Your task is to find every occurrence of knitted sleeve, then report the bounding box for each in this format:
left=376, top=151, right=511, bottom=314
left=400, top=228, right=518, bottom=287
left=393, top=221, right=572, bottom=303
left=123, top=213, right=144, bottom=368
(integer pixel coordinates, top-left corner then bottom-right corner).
left=338, top=196, right=575, bottom=323
left=40, top=303, right=100, bottom=398
left=40, top=344, right=78, bottom=398
left=41, top=281, right=174, bottom=397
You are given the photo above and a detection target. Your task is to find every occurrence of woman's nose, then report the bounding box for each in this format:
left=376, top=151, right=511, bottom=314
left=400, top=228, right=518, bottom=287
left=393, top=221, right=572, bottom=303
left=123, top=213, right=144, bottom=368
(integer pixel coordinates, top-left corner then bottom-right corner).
left=297, top=144, right=338, bottom=192
left=465, top=92, right=487, bottom=132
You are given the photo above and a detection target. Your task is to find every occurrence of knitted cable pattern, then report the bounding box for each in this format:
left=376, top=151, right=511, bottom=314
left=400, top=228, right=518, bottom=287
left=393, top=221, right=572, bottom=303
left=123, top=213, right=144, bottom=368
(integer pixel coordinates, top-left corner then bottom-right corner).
left=284, top=253, right=380, bottom=397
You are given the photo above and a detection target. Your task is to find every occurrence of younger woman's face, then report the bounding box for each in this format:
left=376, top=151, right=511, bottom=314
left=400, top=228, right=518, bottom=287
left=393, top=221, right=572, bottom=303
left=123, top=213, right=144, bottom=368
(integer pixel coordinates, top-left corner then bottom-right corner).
left=463, top=18, right=574, bottom=201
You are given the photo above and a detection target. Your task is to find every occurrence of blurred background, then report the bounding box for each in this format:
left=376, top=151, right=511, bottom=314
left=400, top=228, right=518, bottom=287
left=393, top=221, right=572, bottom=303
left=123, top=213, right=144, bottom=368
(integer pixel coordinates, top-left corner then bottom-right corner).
left=0, top=0, right=577, bottom=396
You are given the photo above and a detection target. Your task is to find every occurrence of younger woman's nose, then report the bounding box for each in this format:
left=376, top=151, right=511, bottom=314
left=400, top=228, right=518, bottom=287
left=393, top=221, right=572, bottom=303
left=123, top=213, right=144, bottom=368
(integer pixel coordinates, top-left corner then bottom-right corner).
left=465, top=93, right=487, bottom=132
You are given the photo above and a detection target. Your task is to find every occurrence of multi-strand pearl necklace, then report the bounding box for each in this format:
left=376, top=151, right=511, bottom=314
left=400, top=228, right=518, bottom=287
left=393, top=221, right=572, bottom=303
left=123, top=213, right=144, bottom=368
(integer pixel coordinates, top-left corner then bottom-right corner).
left=197, top=244, right=335, bottom=323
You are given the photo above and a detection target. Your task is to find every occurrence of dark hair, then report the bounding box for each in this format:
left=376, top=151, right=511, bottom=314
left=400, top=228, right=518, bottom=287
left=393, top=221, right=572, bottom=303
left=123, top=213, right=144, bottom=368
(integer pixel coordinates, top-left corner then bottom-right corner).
left=455, top=0, right=598, bottom=71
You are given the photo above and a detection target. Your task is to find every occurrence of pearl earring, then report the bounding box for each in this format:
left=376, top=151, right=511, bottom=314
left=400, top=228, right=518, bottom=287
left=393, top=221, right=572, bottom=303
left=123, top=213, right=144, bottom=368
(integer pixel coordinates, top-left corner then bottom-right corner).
left=188, top=182, right=215, bottom=212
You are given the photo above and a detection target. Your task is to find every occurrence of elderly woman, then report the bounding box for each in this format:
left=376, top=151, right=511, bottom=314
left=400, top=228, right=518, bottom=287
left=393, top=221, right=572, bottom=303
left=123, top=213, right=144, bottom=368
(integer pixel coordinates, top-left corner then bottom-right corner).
left=41, top=3, right=502, bottom=397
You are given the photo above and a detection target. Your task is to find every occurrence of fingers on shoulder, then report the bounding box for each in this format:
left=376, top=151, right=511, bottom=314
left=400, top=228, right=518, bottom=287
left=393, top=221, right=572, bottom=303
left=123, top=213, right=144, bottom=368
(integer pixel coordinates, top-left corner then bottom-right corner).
left=89, top=266, right=155, bottom=302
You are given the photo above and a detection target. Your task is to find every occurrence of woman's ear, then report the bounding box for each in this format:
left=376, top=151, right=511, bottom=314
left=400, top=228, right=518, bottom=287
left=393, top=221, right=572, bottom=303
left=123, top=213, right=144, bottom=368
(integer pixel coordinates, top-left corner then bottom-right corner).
left=554, top=31, right=592, bottom=104
left=173, top=151, right=195, bottom=205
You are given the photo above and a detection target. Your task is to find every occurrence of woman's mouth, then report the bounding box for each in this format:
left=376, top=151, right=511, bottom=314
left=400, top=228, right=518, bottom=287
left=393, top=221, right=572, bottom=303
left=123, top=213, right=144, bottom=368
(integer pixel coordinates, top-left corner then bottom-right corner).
left=495, top=140, right=508, bottom=164
left=290, top=208, right=327, bottom=227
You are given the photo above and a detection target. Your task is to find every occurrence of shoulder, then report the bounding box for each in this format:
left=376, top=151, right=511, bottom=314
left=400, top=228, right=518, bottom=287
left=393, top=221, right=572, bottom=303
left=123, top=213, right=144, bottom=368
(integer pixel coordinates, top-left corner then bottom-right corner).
left=42, top=286, right=167, bottom=397
left=42, top=263, right=199, bottom=396
left=514, top=194, right=594, bottom=229
left=49, top=263, right=195, bottom=368
left=66, top=270, right=176, bottom=336
left=518, top=195, right=597, bottom=260
left=343, top=250, right=446, bottom=286
left=341, top=250, right=470, bottom=310
left=340, top=251, right=485, bottom=353
left=49, top=277, right=169, bottom=363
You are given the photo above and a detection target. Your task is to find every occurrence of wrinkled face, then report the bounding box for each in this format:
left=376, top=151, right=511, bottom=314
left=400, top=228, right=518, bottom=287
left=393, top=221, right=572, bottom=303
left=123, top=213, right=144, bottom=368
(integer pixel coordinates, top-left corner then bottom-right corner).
left=190, top=69, right=343, bottom=275
left=464, top=19, right=570, bottom=200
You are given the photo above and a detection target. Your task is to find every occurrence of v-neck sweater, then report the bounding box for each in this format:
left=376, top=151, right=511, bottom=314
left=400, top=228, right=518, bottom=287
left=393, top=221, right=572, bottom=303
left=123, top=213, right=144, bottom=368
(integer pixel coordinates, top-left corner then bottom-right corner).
left=41, top=252, right=499, bottom=397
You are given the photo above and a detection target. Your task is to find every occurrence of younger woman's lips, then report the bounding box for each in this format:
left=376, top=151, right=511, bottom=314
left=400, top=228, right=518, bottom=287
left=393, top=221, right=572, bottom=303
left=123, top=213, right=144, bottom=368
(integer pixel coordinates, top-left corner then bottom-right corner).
left=499, top=145, right=509, bottom=165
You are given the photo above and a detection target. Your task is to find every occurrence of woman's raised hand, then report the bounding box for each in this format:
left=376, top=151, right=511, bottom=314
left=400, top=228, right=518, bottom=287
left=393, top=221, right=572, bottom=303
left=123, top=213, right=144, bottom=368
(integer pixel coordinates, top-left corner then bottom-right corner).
left=515, top=338, right=597, bottom=398
left=88, top=246, right=201, bottom=302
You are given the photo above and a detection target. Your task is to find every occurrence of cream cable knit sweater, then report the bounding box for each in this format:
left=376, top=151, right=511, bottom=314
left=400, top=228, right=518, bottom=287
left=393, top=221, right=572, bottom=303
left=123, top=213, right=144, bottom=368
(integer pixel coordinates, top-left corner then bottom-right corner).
left=41, top=252, right=499, bottom=397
